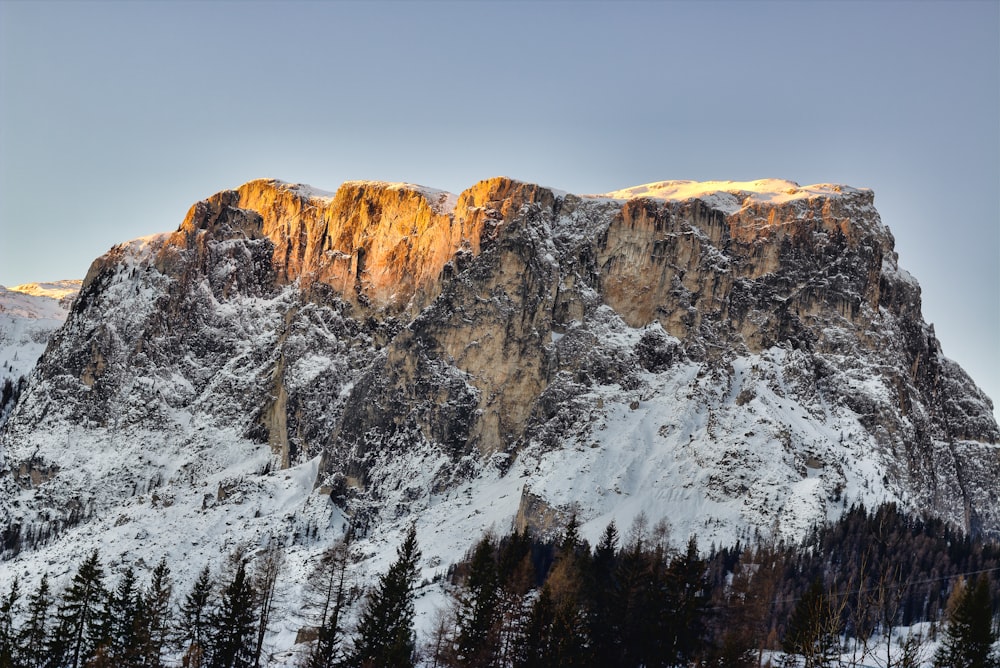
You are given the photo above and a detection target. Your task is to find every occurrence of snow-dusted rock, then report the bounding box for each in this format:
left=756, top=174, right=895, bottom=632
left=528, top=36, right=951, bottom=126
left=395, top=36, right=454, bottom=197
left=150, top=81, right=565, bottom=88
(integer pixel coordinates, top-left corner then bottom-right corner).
left=0, top=176, right=996, bottom=656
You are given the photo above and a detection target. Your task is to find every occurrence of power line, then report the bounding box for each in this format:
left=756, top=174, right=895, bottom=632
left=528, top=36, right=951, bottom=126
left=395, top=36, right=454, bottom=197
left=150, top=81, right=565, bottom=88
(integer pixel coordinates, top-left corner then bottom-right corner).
left=721, top=564, right=1000, bottom=611
left=823, top=565, right=1000, bottom=604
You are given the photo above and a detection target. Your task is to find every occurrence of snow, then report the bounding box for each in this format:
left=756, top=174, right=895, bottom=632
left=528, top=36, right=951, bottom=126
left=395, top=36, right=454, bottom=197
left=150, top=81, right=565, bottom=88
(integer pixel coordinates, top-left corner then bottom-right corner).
left=0, top=352, right=950, bottom=663
left=765, top=622, right=944, bottom=668
left=0, top=282, right=79, bottom=319
left=259, top=177, right=872, bottom=236
left=259, top=179, right=460, bottom=217
left=120, top=232, right=173, bottom=263
left=338, top=180, right=459, bottom=215
left=281, top=181, right=337, bottom=200
left=881, top=252, right=920, bottom=290
left=0, top=282, right=80, bottom=413
left=593, top=179, right=870, bottom=215
left=0, top=174, right=988, bottom=666
left=5, top=280, right=81, bottom=302
left=505, top=349, right=895, bottom=546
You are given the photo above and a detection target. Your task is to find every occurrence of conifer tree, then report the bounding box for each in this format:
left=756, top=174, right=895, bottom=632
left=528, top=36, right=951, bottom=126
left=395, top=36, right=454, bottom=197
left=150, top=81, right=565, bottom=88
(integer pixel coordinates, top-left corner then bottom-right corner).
left=453, top=536, right=500, bottom=667
left=612, top=537, right=653, bottom=667
left=539, top=523, right=589, bottom=668
left=303, top=539, right=354, bottom=668
left=547, top=594, right=589, bottom=668
left=141, top=557, right=173, bottom=668
left=560, top=516, right=581, bottom=555
left=708, top=543, right=779, bottom=668
left=252, top=544, right=284, bottom=667
left=0, top=576, right=19, bottom=668
left=99, top=566, right=141, bottom=665
left=19, top=575, right=53, bottom=668
left=593, top=521, right=618, bottom=569
left=665, top=536, right=707, bottom=666
left=934, top=575, right=998, bottom=668
left=178, top=565, right=214, bottom=666
left=350, top=524, right=420, bottom=668
left=492, top=530, right=535, bottom=667
left=782, top=578, right=839, bottom=668
left=208, top=558, right=257, bottom=668
left=587, top=521, right=620, bottom=667
left=53, top=549, right=108, bottom=668
left=516, top=586, right=556, bottom=668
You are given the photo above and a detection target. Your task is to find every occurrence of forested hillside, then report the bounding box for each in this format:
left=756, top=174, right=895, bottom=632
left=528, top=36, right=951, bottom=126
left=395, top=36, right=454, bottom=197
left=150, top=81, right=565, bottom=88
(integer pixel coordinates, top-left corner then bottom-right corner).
left=1, top=503, right=996, bottom=667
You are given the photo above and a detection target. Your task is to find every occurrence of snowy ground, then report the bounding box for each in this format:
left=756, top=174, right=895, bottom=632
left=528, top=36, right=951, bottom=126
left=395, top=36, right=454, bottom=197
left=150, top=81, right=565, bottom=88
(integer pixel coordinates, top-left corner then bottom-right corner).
left=0, top=281, right=80, bottom=430
left=0, top=281, right=79, bottom=379
left=0, top=350, right=907, bottom=664
left=0, top=275, right=921, bottom=664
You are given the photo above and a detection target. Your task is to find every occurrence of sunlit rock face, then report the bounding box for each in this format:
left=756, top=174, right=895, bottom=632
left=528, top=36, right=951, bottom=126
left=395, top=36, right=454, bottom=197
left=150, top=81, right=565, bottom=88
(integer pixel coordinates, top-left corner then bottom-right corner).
left=2, top=175, right=998, bottom=558
left=145, top=179, right=464, bottom=314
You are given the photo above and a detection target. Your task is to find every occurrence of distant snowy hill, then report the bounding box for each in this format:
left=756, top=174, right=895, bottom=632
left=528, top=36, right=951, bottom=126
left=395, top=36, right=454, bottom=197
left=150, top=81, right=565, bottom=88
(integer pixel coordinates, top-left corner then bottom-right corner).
left=0, top=177, right=996, bottom=663
left=0, top=280, right=80, bottom=425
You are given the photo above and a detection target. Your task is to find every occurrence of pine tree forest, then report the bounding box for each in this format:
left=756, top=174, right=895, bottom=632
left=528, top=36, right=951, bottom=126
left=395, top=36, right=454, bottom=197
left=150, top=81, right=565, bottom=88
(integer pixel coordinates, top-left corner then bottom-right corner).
left=0, top=504, right=998, bottom=668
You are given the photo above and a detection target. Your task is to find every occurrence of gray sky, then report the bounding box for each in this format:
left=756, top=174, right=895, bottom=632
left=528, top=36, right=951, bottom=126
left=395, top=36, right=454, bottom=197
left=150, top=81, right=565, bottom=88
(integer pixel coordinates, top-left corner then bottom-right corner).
left=1, top=0, right=997, bottom=416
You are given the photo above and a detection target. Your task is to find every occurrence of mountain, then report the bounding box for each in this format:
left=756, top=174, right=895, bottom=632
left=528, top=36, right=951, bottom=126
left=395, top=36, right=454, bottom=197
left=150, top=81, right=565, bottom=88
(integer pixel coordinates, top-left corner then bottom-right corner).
left=0, top=280, right=80, bottom=426
left=0, top=177, right=996, bottom=655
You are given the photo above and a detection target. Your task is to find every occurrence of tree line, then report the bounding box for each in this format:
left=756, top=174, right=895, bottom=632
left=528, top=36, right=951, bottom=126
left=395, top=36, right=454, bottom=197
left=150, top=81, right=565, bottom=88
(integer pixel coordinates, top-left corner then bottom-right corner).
left=0, top=523, right=425, bottom=668
left=427, top=506, right=1000, bottom=668
left=0, top=503, right=997, bottom=667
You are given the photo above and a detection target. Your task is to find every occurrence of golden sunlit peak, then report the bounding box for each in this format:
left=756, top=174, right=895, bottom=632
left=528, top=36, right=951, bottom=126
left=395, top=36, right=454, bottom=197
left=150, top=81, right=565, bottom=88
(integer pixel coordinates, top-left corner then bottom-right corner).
left=338, top=180, right=459, bottom=215
left=593, top=179, right=868, bottom=214
left=340, top=180, right=453, bottom=197
left=7, top=280, right=83, bottom=300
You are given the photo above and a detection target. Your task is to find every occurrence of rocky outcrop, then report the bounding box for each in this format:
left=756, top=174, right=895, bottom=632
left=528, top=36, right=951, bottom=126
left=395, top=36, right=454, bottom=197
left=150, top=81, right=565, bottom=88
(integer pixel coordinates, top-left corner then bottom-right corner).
left=1, top=176, right=997, bottom=551
left=152, top=179, right=465, bottom=316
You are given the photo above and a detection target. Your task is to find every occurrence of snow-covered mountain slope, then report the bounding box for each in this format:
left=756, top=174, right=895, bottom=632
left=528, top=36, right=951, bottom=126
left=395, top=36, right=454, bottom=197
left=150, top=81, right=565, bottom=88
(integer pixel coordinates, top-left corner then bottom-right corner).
left=0, top=280, right=80, bottom=426
left=0, top=177, right=996, bottom=660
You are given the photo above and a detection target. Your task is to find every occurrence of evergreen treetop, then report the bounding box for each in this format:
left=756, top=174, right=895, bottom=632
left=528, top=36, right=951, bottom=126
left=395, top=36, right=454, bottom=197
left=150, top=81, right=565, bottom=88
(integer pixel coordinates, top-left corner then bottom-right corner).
left=350, top=524, right=421, bottom=668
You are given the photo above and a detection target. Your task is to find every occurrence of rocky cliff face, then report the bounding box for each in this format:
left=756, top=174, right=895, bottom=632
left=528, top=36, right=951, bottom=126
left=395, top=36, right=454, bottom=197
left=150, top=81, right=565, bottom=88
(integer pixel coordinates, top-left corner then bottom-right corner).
left=1, top=177, right=997, bottom=579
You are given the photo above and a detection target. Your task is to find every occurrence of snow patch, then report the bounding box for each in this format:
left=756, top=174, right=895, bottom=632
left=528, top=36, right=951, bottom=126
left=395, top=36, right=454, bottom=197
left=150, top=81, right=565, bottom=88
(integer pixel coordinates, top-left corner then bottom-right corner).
left=593, top=179, right=869, bottom=215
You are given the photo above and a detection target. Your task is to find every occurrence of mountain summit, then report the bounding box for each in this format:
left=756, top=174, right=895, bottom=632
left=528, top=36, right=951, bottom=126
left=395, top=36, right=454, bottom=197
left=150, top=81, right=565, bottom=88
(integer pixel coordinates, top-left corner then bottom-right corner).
left=0, top=177, right=996, bottom=630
